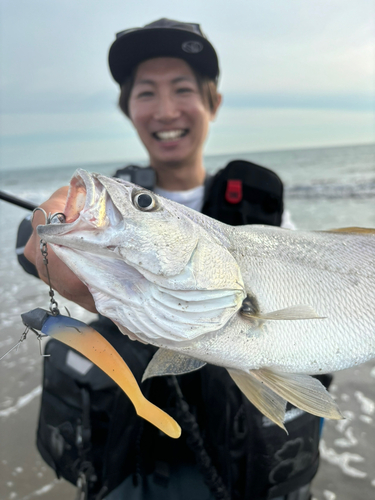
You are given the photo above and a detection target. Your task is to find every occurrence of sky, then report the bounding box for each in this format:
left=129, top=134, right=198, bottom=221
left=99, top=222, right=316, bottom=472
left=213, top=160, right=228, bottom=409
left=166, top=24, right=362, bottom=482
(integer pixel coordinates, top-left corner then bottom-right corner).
left=0, top=0, right=374, bottom=170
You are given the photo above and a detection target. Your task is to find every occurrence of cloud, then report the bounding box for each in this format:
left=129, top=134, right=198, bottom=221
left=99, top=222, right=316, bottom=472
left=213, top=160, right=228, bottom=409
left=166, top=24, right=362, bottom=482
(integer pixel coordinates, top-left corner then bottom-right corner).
left=206, top=107, right=375, bottom=156
left=0, top=0, right=374, bottom=169
left=223, top=92, right=374, bottom=112
left=0, top=89, right=117, bottom=114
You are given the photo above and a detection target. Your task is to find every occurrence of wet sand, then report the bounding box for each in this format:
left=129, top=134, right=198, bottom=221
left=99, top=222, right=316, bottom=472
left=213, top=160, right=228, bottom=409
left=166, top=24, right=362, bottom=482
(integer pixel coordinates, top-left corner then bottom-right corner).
left=0, top=324, right=76, bottom=500
left=311, top=359, right=375, bottom=500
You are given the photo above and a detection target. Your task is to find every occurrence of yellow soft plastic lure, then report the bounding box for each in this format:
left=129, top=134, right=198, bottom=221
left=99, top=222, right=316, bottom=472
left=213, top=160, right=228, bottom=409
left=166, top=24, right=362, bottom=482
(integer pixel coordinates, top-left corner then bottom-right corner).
left=39, top=312, right=181, bottom=439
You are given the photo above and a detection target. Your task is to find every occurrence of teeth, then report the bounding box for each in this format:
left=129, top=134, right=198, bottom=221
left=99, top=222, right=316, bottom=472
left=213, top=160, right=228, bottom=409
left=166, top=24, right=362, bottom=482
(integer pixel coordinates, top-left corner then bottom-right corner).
left=155, top=130, right=186, bottom=141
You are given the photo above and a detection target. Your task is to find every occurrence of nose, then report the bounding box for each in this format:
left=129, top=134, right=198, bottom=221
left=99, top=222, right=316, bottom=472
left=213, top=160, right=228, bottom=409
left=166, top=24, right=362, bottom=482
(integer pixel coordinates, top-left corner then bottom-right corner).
left=153, top=93, right=180, bottom=122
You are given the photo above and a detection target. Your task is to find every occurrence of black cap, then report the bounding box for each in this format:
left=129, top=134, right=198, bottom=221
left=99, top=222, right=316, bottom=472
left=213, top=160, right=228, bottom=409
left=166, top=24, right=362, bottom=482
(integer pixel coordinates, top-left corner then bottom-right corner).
left=108, top=18, right=219, bottom=85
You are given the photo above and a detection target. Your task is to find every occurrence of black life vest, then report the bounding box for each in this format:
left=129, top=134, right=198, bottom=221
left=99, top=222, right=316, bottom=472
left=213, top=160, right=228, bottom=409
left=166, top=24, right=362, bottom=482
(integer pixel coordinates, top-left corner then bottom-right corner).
left=114, top=159, right=284, bottom=227
left=28, top=161, right=329, bottom=500
left=202, top=160, right=283, bottom=226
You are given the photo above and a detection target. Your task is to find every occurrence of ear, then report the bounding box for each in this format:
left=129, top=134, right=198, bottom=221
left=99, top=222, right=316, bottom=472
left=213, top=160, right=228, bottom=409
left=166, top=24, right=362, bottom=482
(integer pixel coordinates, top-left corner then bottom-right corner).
left=210, top=92, right=222, bottom=121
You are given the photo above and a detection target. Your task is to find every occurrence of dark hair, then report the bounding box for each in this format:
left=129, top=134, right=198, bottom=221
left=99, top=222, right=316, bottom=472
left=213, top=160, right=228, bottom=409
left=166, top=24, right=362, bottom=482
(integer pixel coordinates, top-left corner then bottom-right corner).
left=118, top=62, right=220, bottom=118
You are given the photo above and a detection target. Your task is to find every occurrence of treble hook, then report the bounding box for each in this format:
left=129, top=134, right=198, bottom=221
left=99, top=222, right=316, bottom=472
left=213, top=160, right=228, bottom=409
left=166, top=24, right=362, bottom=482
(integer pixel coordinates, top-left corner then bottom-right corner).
left=0, top=326, right=51, bottom=360
left=0, top=328, right=29, bottom=361
left=34, top=331, right=51, bottom=358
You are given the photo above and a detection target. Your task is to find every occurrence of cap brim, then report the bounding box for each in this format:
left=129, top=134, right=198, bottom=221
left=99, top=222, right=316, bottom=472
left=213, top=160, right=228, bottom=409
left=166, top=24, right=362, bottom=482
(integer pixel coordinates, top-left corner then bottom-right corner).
left=108, top=28, right=219, bottom=84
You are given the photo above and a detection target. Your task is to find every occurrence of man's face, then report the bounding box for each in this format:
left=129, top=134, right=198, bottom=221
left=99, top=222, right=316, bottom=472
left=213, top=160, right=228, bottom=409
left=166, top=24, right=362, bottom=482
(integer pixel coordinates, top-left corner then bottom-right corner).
left=128, top=57, right=217, bottom=169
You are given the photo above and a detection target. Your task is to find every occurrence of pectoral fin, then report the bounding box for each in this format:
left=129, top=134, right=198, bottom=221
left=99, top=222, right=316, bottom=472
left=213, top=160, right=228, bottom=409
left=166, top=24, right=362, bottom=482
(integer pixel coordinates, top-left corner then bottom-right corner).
left=228, top=369, right=287, bottom=431
left=252, top=368, right=342, bottom=420
left=241, top=305, right=325, bottom=321
left=44, top=321, right=181, bottom=439
left=142, top=348, right=206, bottom=382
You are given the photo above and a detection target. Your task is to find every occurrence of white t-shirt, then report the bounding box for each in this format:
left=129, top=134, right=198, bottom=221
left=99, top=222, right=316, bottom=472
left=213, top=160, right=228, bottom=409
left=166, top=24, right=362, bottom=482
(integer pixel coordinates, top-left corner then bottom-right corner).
left=154, top=184, right=295, bottom=229
left=154, top=185, right=205, bottom=213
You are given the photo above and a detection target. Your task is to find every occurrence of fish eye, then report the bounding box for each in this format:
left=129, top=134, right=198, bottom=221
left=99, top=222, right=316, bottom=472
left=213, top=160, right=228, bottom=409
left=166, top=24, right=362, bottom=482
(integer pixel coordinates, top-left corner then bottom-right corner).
left=132, top=191, right=158, bottom=212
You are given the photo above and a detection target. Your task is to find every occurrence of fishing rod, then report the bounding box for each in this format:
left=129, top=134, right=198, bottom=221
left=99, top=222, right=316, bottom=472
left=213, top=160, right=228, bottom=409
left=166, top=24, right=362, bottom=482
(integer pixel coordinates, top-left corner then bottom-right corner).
left=0, top=190, right=36, bottom=211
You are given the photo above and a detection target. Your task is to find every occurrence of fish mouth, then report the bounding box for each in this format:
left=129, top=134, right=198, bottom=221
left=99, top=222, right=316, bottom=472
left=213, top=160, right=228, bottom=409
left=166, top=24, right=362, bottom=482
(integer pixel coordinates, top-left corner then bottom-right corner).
left=64, top=169, right=94, bottom=224
left=37, top=169, right=123, bottom=242
left=37, top=170, right=94, bottom=241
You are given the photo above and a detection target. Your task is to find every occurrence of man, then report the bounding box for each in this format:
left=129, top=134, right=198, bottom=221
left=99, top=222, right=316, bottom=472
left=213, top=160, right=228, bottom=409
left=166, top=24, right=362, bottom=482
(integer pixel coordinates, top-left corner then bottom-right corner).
left=22, top=19, right=325, bottom=500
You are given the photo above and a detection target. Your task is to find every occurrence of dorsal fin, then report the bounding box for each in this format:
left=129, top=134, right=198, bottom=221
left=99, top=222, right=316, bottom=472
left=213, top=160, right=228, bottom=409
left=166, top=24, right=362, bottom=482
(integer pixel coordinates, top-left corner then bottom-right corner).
left=322, top=227, right=375, bottom=234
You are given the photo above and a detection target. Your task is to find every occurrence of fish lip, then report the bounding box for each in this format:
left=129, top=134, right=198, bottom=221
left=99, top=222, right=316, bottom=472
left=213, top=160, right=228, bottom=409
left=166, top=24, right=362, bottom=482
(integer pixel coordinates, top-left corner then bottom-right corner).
left=65, top=169, right=97, bottom=221
left=37, top=169, right=98, bottom=241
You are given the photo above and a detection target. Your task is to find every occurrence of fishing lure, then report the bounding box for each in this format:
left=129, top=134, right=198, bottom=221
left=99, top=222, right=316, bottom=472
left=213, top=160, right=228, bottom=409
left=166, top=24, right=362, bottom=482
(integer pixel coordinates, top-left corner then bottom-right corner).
left=1, top=307, right=180, bottom=439
left=25, top=308, right=181, bottom=438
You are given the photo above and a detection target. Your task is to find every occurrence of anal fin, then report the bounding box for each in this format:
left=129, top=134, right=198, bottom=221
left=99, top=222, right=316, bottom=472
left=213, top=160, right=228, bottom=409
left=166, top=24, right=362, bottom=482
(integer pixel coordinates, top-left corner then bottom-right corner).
left=252, top=368, right=342, bottom=420
left=142, top=348, right=206, bottom=382
left=228, top=369, right=287, bottom=431
left=228, top=368, right=342, bottom=432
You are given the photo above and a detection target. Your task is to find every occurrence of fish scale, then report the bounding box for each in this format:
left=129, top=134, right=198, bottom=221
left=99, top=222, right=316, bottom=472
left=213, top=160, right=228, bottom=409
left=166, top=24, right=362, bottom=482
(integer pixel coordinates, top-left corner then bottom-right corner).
left=225, top=229, right=375, bottom=373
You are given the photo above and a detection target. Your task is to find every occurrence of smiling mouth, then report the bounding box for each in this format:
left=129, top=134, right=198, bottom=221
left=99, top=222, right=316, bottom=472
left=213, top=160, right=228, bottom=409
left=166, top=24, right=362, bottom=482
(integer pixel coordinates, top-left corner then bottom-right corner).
left=153, top=129, right=188, bottom=141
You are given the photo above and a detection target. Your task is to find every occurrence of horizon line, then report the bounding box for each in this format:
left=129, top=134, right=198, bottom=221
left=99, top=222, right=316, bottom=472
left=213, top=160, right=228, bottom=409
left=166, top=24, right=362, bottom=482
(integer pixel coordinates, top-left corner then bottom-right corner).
left=1, top=141, right=374, bottom=174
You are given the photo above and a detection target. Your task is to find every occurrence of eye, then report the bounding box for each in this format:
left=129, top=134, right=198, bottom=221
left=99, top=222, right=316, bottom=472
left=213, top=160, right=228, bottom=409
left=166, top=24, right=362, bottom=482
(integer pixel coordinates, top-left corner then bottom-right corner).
left=132, top=191, right=158, bottom=212
left=176, top=87, right=194, bottom=94
left=137, top=91, right=154, bottom=98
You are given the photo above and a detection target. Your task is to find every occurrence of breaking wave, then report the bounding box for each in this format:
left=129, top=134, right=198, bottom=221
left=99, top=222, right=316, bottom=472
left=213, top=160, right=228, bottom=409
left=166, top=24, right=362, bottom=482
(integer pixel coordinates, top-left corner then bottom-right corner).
left=285, top=179, right=375, bottom=199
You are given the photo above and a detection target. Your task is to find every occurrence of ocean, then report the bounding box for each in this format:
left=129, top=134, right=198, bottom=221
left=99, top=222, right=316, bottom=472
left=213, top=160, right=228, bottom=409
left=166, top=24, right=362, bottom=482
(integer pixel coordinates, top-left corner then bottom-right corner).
left=0, top=143, right=374, bottom=499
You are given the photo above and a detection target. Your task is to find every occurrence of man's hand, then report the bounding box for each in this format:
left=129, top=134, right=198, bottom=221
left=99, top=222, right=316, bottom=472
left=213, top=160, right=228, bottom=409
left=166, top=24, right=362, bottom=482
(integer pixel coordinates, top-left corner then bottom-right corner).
left=24, top=186, right=97, bottom=313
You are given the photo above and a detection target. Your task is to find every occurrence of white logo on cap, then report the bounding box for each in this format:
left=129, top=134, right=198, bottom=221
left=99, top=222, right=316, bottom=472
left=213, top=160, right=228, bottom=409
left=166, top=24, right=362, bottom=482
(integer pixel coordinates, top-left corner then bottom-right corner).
left=182, top=41, right=203, bottom=54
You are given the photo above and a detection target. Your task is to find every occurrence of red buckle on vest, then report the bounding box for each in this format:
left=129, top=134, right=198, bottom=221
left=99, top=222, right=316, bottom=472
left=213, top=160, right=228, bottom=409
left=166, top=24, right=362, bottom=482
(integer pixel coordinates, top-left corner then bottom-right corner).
left=225, top=180, right=243, bottom=204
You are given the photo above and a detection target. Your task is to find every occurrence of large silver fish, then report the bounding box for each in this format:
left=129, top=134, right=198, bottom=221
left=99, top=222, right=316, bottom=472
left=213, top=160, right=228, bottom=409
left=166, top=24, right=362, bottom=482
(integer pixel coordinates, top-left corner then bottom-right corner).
left=38, top=169, right=375, bottom=431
